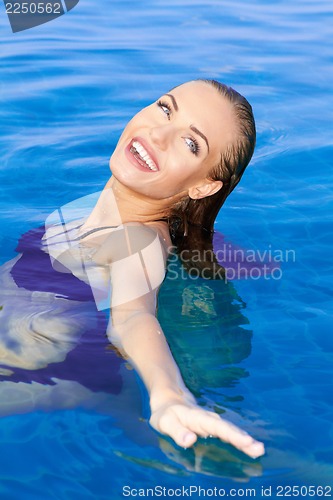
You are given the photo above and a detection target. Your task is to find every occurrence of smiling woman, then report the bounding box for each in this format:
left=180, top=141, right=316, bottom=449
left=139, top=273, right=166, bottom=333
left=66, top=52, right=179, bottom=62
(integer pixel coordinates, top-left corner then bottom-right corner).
left=108, top=79, right=256, bottom=279
left=68, top=78, right=262, bottom=457
left=0, top=79, right=263, bottom=460
left=110, top=80, right=234, bottom=201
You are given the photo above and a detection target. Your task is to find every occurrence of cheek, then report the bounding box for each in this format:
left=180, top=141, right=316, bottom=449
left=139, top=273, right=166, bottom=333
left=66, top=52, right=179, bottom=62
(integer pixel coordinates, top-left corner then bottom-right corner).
left=173, top=159, right=209, bottom=188
left=161, top=167, right=199, bottom=197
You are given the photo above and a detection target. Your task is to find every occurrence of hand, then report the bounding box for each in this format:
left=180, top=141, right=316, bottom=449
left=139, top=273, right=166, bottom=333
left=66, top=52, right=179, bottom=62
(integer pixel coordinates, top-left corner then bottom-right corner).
left=149, top=400, right=265, bottom=459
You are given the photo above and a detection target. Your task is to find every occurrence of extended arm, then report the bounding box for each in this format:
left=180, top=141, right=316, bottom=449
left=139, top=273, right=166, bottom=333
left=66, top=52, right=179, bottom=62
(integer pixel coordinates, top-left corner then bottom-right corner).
left=94, top=223, right=265, bottom=458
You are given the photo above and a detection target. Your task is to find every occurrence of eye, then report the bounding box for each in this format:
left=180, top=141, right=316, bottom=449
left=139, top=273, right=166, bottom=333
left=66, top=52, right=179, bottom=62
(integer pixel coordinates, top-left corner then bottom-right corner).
left=184, top=137, right=200, bottom=156
left=157, top=100, right=172, bottom=120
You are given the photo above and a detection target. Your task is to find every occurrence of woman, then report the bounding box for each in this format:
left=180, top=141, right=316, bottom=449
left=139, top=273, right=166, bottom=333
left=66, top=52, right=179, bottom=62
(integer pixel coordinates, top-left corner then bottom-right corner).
left=2, top=79, right=265, bottom=459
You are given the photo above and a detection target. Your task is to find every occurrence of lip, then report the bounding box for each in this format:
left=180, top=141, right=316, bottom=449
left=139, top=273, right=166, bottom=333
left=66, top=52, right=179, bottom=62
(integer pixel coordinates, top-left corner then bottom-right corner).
left=125, top=136, right=160, bottom=173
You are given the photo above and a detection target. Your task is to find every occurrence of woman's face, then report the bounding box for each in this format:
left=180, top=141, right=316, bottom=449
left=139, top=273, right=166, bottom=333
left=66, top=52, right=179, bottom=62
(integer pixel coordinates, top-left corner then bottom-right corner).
left=109, top=80, right=236, bottom=201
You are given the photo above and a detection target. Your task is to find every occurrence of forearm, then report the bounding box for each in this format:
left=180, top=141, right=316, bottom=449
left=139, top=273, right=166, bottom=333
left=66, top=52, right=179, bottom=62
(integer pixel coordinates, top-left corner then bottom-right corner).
left=109, top=310, right=265, bottom=459
left=109, top=312, right=195, bottom=412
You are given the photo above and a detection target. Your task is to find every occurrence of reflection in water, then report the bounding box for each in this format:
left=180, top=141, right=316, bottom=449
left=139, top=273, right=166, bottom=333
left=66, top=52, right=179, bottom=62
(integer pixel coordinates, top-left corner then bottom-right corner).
left=115, top=435, right=263, bottom=481
left=159, top=436, right=263, bottom=480
left=159, top=258, right=252, bottom=401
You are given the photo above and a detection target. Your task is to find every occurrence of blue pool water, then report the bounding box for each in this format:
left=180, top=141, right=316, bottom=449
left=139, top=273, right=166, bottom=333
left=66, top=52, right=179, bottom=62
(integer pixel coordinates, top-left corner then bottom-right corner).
left=0, top=0, right=333, bottom=498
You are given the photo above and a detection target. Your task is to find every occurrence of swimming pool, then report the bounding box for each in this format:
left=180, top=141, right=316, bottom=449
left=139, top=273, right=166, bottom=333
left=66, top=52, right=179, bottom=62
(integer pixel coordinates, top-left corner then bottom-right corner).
left=0, top=0, right=332, bottom=497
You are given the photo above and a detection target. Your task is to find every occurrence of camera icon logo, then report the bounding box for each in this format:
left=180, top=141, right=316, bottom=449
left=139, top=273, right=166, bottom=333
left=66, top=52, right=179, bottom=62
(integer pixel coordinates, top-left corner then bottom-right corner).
left=3, top=0, right=79, bottom=33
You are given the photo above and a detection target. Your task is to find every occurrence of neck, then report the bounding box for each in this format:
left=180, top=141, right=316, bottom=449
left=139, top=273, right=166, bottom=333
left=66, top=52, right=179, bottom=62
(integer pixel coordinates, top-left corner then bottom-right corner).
left=84, top=176, right=183, bottom=228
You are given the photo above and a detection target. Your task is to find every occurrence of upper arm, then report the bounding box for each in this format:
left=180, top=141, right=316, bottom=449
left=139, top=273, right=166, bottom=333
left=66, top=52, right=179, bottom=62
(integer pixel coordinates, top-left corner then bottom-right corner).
left=92, top=223, right=169, bottom=325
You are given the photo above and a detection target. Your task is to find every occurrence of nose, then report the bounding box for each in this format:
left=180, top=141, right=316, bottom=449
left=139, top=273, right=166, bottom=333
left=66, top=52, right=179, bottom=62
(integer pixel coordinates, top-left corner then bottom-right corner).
left=149, top=124, right=172, bottom=151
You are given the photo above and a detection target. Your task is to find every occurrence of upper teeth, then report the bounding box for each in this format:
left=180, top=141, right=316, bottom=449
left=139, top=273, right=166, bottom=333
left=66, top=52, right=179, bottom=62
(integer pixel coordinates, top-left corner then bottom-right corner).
left=132, top=141, right=158, bottom=171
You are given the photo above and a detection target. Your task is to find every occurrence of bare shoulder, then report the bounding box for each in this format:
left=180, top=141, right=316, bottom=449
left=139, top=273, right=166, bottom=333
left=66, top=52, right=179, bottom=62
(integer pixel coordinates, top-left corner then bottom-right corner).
left=93, top=221, right=171, bottom=265
left=144, top=220, right=172, bottom=253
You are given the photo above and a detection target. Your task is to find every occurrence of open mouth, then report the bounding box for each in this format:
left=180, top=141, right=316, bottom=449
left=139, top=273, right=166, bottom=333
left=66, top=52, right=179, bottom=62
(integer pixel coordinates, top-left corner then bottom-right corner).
left=130, top=140, right=159, bottom=172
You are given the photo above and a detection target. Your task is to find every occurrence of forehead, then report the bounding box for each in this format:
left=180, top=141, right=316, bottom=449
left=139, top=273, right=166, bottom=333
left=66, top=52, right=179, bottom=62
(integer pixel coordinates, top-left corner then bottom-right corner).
left=170, top=81, right=236, bottom=153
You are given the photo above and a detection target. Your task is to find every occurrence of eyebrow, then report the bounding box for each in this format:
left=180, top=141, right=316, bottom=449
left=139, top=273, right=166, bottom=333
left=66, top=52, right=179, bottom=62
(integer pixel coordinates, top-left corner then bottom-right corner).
left=190, top=125, right=210, bottom=153
left=165, top=93, right=210, bottom=152
left=165, top=93, right=179, bottom=111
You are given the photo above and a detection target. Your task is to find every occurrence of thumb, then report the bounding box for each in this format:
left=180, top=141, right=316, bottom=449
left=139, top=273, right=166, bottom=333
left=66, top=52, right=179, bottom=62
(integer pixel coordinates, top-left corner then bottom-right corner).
left=150, top=411, right=198, bottom=448
left=179, top=430, right=197, bottom=448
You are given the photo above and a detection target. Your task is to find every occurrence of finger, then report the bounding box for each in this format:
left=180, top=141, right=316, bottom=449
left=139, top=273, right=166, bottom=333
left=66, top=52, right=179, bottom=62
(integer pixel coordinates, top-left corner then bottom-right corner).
left=185, top=410, right=265, bottom=459
left=150, top=411, right=198, bottom=448
left=206, top=414, right=265, bottom=458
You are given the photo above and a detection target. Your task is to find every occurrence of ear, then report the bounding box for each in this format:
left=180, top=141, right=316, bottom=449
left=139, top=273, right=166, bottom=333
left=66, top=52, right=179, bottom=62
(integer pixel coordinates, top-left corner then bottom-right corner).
left=188, top=179, right=223, bottom=200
